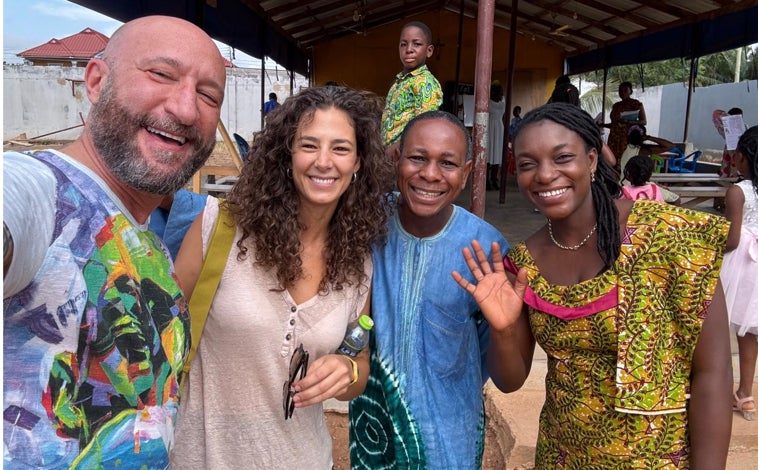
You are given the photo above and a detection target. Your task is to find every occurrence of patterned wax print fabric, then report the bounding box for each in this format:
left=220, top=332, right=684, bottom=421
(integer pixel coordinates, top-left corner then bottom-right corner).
left=381, top=65, right=442, bottom=145
left=722, top=180, right=758, bottom=336
left=607, top=98, right=644, bottom=163
left=505, top=200, right=727, bottom=469
left=349, top=201, right=508, bottom=469
left=173, top=197, right=371, bottom=468
left=3, top=151, right=189, bottom=469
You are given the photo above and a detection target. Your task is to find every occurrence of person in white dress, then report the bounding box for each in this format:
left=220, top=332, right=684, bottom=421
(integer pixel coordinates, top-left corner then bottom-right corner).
left=487, top=81, right=506, bottom=190
left=721, top=125, right=758, bottom=421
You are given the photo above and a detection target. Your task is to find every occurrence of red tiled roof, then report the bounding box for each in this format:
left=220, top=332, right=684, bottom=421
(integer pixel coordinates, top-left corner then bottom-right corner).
left=19, top=27, right=236, bottom=67
left=18, top=28, right=109, bottom=60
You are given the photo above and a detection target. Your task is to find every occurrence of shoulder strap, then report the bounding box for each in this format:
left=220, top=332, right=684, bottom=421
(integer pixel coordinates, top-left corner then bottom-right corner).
left=651, top=185, right=663, bottom=202
left=182, top=202, right=236, bottom=380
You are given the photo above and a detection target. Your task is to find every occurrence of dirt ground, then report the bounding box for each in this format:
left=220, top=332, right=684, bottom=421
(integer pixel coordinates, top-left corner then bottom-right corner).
left=325, top=411, right=505, bottom=469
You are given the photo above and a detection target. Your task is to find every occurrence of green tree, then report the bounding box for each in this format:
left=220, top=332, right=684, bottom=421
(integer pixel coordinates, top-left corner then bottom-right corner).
left=576, top=44, right=757, bottom=119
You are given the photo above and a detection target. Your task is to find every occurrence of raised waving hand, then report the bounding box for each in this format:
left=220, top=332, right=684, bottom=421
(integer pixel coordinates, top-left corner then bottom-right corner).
left=453, top=240, right=535, bottom=392
left=452, top=240, right=528, bottom=332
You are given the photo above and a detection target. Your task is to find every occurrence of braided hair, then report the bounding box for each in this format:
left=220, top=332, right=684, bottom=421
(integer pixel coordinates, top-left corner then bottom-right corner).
left=512, top=102, right=621, bottom=271
left=737, top=126, right=758, bottom=197
left=624, top=155, right=654, bottom=186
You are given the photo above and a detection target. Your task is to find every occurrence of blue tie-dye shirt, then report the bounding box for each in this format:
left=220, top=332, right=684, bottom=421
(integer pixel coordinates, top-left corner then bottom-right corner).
left=349, top=201, right=508, bottom=469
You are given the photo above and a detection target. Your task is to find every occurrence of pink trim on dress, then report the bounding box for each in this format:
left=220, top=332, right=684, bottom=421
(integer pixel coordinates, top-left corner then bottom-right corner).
left=504, top=255, right=619, bottom=320
left=523, top=287, right=619, bottom=320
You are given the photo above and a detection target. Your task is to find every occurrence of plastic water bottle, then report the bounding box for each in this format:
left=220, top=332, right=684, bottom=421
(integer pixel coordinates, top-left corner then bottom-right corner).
left=336, top=315, right=374, bottom=357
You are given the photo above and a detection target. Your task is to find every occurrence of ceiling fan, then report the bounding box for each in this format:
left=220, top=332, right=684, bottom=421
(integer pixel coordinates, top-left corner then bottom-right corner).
left=340, top=1, right=367, bottom=36
left=549, top=24, right=571, bottom=37
left=548, top=14, right=571, bottom=37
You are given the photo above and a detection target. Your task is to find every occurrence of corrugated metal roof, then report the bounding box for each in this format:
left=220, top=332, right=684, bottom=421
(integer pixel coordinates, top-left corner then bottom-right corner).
left=255, top=0, right=756, bottom=54
left=18, top=27, right=108, bottom=60
left=69, top=0, right=758, bottom=76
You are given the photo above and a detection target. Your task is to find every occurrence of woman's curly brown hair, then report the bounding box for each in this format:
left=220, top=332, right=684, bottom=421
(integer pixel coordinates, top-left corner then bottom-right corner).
left=225, top=86, right=394, bottom=293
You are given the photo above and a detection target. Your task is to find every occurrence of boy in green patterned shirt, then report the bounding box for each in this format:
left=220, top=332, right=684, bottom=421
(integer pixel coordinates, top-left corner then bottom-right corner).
left=381, top=21, right=443, bottom=159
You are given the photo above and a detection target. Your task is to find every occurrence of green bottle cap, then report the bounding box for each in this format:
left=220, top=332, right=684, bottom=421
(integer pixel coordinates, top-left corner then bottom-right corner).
left=358, top=315, right=374, bottom=330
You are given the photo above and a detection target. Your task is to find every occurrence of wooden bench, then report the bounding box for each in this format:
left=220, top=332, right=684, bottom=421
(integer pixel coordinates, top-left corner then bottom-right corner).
left=667, top=185, right=727, bottom=209
left=190, top=120, right=245, bottom=194
left=192, top=165, right=239, bottom=193
left=649, top=174, right=737, bottom=211
left=650, top=174, right=737, bottom=186
left=200, top=182, right=235, bottom=194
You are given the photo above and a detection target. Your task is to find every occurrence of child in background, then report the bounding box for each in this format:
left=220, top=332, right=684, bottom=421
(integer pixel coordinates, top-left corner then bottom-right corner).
left=547, top=74, right=579, bottom=106
left=619, top=124, right=675, bottom=177
left=381, top=21, right=442, bottom=159
left=721, top=125, right=758, bottom=421
left=620, top=155, right=675, bottom=203
left=714, top=107, right=748, bottom=177
left=509, top=105, right=523, bottom=137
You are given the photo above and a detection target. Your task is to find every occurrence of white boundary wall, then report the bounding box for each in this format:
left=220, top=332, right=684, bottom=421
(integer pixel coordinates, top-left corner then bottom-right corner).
left=598, top=79, right=757, bottom=152
left=3, top=64, right=309, bottom=141
left=6, top=64, right=754, bottom=153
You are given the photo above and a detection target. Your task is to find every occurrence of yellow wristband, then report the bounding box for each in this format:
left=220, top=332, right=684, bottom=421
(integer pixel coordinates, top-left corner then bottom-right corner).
left=344, top=356, right=359, bottom=386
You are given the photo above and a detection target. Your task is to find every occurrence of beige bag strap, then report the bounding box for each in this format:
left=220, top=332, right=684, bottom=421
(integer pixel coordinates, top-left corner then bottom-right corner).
left=181, top=204, right=235, bottom=384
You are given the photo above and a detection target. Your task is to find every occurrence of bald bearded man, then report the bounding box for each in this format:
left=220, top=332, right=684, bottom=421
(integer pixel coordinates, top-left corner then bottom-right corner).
left=3, top=16, right=226, bottom=468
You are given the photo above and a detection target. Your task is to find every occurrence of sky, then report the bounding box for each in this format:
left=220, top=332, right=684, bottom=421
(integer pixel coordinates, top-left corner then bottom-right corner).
left=2, top=0, right=266, bottom=68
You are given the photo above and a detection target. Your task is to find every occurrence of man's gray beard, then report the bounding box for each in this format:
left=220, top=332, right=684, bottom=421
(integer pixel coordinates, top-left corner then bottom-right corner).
left=87, top=79, right=216, bottom=195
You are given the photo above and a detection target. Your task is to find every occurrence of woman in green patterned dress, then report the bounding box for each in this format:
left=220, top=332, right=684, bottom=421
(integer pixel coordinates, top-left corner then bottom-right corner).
left=453, top=102, right=733, bottom=469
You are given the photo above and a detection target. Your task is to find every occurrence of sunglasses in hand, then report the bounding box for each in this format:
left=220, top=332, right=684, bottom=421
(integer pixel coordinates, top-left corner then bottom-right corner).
left=282, top=343, right=309, bottom=420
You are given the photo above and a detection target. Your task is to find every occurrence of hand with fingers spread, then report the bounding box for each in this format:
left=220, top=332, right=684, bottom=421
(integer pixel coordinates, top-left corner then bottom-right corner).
left=453, top=240, right=535, bottom=394
left=453, top=240, right=528, bottom=333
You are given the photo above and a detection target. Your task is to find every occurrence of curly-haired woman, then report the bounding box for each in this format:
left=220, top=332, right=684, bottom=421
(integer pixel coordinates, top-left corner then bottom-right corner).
left=171, top=86, right=394, bottom=468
